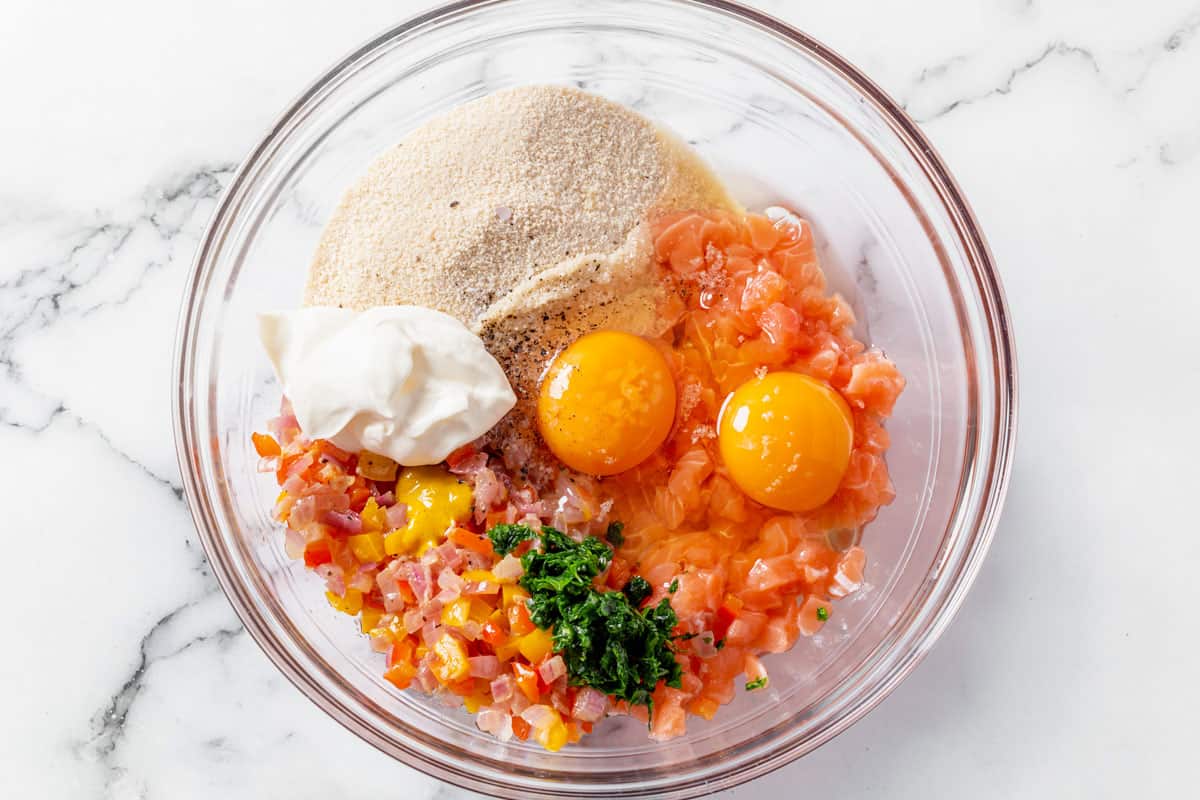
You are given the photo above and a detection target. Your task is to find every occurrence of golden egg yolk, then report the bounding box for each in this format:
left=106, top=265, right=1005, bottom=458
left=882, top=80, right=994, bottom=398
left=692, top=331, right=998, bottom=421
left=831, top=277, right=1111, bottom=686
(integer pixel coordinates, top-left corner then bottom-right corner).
left=537, top=330, right=676, bottom=476
left=717, top=372, right=853, bottom=512
left=384, top=465, right=473, bottom=556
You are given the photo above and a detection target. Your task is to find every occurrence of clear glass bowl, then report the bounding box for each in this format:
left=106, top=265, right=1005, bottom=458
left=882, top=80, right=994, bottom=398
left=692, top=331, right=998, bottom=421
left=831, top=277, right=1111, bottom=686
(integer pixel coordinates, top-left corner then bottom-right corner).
left=173, top=1, right=1017, bottom=796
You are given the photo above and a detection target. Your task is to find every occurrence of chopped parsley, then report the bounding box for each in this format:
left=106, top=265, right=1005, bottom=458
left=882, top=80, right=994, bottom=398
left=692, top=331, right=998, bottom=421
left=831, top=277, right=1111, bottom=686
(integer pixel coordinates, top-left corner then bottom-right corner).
left=678, top=632, right=699, bottom=641
left=488, top=523, right=682, bottom=716
left=668, top=578, right=679, bottom=594
left=745, top=677, right=768, bottom=691
left=715, top=638, right=725, bottom=650
left=604, top=521, right=625, bottom=547
left=623, top=575, right=652, bottom=606
left=487, top=523, right=538, bottom=555
left=816, top=606, right=829, bottom=621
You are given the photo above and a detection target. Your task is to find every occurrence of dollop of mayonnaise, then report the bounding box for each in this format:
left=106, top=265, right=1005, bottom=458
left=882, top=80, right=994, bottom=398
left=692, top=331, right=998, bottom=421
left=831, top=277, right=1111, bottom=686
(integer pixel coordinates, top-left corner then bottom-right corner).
left=258, top=306, right=516, bottom=465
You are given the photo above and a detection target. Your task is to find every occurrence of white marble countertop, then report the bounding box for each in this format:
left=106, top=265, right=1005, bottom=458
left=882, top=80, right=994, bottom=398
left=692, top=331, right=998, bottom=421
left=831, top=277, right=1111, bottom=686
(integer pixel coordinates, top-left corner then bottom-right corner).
left=4, top=1, right=1197, bottom=797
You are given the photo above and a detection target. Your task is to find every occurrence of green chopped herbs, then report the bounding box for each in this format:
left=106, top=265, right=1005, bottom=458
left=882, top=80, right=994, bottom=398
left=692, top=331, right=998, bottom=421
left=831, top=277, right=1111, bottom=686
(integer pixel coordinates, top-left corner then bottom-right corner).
left=715, top=638, right=725, bottom=650
left=623, top=575, right=652, bottom=606
left=486, top=523, right=538, bottom=556
left=745, top=677, right=768, bottom=691
left=487, top=522, right=682, bottom=716
left=668, top=578, right=679, bottom=594
left=816, top=606, right=829, bottom=621
left=519, top=527, right=612, bottom=598
left=604, top=521, right=625, bottom=547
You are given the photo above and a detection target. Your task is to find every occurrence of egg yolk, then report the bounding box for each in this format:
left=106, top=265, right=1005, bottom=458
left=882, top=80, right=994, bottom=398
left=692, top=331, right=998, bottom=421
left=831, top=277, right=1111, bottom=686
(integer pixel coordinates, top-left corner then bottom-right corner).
left=384, top=466, right=473, bottom=556
left=717, top=372, right=853, bottom=512
left=537, top=330, right=676, bottom=476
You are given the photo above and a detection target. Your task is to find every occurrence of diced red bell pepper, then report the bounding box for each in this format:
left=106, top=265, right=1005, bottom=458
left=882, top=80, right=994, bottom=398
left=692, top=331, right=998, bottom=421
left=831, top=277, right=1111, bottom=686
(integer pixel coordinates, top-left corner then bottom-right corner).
left=511, top=715, right=531, bottom=741
left=449, top=527, right=495, bottom=558
left=481, top=620, right=508, bottom=648
left=303, top=539, right=333, bottom=567
left=512, top=662, right=540, bottom=703
left=387, top=638, right=414, bottom=669
left=251, top=432, right=281, bottom=457
left=507, top=601, right=535, bottom=637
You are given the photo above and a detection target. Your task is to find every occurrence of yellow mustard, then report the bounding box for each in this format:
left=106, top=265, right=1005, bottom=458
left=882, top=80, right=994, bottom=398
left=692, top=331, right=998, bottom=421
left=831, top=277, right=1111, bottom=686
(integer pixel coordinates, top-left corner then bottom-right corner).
left=384, top=466, right=473, bottom=556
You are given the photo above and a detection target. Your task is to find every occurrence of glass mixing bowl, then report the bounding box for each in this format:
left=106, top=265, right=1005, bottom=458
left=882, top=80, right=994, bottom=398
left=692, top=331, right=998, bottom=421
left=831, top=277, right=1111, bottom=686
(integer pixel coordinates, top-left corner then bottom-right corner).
left=173, top=0, right=1017, bottom=796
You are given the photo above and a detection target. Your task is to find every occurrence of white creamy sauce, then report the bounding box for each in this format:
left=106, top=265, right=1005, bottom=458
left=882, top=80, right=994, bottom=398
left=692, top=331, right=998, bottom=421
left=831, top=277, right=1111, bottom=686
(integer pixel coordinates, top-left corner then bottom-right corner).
left=258, top=306, right=516, bottom=465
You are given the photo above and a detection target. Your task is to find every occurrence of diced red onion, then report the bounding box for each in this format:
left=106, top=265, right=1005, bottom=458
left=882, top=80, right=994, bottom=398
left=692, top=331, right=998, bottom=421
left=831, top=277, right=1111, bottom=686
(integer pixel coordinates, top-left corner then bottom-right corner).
left=508, top=689, right=531, bottom=715
left=404, top=562, right=432, bottom=604
left=314, top=564, right=345, bottom=596
left=463, top=552, right=491, bottom=572
left=420, top=621, right=441, bottom=648
left=469, top=655, right=501, bottom=679
left=267, top=411, right=299, bottom=440
left=281, top=475, right=306, bottom=496
left=539, top=655, right=567, bottom=684
left=571, top=688, right=608, bottom=723
left=415, top=663, right=437, bottom=693
left=348, top=567, right=374, bottom=593
left=436, top=541, right=463, bottom=570
left=493, top=555, right=524, bottom=582
left=461, top=620, right=482, bottom=641
left=549, top=690, right=570, bottom=715
left=475, top=707, right=509, bottom=736
left=520, top=704, right=557, bottom=731
left=438, top=568, right=465, bottom=593
left=490, top=674, right=515, bottom=703
left=288, top=497, right=315, bottom=527
left=385, top=502, right=407, bottom=529
left=376, top=569, right=402, bottom=613
left=323, top=510, right=362, bottom=534
left=374, top=491, right=396, bottom=507
left=435, top=587, right=462, bottom=605
left=286, top=453, right=315, bottom=478
left=283, top=528, right=306, bottom=559
left=472, top=468, right=506, bottom=523
left=402, top=608, right=424, bottom=634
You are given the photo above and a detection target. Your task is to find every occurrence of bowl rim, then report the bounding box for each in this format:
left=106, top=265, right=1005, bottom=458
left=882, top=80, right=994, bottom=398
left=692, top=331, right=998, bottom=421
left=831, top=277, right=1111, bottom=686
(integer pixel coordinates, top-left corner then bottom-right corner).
left=173, top=0, right=1018, bottom=796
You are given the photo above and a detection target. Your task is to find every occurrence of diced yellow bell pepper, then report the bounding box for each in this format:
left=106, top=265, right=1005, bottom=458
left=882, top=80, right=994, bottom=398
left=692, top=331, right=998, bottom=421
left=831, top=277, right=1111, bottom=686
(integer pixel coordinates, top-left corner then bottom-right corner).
left=469, top=598, right=495, bottom=623
left=502, top=584, right=530, bottom=608
left=441, top=597, right=472, bottom=628
left=359, top=605, right=384, bottom=634
left=534, top=711, right=568, bottom=752
left=463, top=685, right=491, bottom=714
left=462, top=569, right=496, bottom=583
left=348, top=532, right=387, bottom=563
left=431, top=633, right=470, bottom=684
left=326, top=588, right=363, bottom=615
left=360, top=498, right=390, bottom=533
left=494, top=640, right=520, bottom=662
left=384, top=527, right=420, bottom=556
left=517, top=627, right=555, bottom=663
left=358, top=450, right=399, bottom=482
